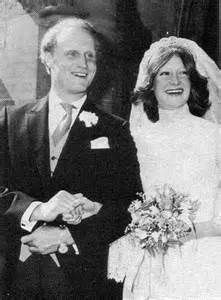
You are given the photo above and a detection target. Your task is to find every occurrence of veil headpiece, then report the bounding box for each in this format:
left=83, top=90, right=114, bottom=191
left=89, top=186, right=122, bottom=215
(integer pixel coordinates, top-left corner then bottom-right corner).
left=130, top=36, right=221, bottom=131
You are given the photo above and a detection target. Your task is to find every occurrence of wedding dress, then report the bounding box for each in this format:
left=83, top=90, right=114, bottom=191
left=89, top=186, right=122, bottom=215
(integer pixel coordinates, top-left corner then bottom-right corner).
left=108, top=104, right=221, bottom=300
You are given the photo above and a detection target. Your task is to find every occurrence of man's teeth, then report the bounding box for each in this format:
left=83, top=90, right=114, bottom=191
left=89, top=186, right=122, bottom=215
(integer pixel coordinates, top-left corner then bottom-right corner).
left=73, top=72, right=87, bottom=77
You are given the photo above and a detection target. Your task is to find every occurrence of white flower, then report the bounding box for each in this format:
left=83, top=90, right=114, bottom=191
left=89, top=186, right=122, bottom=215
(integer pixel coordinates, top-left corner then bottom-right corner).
left=149, top=205, right=160, bottom=215
left=151, top=231, right=161, bottom=242
left=134, top=228, right=148, bottom=239
left=79, top=111, right=98, bottom=127
left=130, top=212, right=142, bottom=224
left=128, top=200, right=142, bottom=212
left=161, top=234, right=168, bottom=244
left=161, top=210, right=173, bottom=219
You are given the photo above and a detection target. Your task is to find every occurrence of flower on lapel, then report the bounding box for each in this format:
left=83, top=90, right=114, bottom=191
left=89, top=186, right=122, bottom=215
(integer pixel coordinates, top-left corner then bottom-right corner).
left=79, top=111, right=98, bottom=127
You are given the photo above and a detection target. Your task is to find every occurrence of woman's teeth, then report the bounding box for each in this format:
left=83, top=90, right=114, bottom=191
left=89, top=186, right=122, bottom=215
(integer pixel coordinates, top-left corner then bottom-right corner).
left=166, top=88, right=183, bottom=95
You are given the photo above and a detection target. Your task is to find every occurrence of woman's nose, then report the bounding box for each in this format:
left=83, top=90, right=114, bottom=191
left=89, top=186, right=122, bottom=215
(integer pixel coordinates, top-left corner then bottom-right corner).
left=169, top=73, right=180, bottom=85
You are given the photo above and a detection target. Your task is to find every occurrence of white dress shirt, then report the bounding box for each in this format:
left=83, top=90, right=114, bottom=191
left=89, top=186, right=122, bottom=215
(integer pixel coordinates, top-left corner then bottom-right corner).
left=49, top=91, right=86, bottom=174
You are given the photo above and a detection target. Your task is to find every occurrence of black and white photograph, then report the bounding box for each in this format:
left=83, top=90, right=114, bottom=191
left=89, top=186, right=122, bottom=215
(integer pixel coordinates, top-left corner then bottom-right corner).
left=0, top=1, right=220, bottom=299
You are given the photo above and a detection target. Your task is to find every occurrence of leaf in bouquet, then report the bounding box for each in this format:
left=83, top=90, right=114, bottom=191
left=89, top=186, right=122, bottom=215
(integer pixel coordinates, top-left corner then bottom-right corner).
left=146, top=246, right=157, bottom=257
left=128, top=199, right=142, bottom=213
left=136, top=192, right=153, bottom=205
left=188, top=200, right=201, bottom=220
left=163, top=184, right=176, bottom=199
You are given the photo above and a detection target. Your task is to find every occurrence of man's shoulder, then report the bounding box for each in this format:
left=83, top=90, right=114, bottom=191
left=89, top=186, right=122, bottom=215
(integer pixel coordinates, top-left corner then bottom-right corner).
left=8, top=97, right=47, bottom=113
left=2, top=97, right=48, bottom=119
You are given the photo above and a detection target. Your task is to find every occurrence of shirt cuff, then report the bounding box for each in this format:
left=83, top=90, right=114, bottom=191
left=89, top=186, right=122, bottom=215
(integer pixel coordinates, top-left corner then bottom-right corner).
left=72, top=242, right=79, bottom=255
left=21, top=201, right=42, bottom=232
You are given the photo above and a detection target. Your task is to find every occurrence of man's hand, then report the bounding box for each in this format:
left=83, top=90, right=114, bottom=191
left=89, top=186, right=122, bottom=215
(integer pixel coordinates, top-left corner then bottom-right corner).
left=30, top=191, right=84, bottom=222
left=21, top=225, right=74, bottom=255
left=62, top=196, right=103, bottom=224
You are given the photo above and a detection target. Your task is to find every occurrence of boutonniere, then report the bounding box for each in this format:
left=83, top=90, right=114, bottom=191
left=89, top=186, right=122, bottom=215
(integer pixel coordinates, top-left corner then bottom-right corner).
left=79, top=111, right=98, bottom=127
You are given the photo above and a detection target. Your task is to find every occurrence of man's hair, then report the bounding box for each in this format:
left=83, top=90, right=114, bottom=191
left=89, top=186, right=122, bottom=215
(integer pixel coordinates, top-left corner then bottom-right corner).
left=40, top=17, right=101, bottom=68
left=132, top=48, right=211, bottom=122
left=40, top=17, right=115, bottom=101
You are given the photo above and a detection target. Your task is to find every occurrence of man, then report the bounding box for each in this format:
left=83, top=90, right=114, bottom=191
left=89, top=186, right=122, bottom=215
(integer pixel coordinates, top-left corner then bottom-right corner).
left=0, top=18, right=141, bottom=299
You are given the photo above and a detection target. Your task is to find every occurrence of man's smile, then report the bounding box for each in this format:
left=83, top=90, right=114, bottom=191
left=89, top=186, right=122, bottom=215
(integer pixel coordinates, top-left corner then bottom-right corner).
left=71, top=71, right=88, bottom=78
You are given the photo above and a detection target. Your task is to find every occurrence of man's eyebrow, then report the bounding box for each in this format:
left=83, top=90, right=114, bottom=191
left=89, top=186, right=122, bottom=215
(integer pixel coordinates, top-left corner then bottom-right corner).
left=64, top=49, right=78, bottom=54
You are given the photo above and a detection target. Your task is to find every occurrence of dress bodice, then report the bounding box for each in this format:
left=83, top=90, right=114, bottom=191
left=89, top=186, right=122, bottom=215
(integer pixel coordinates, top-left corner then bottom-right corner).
left=132, top=105, right=220, bottom=222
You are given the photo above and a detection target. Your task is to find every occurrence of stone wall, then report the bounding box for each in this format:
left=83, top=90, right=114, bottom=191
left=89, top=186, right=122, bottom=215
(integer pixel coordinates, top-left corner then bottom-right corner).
left=0, top=0, right=38, bottom=107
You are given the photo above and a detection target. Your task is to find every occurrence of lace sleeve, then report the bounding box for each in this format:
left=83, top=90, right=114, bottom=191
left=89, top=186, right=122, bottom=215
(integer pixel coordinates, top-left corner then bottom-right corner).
left=216, top=126, right=221, bottom=170
left=213, top=126, right=221, bottom=224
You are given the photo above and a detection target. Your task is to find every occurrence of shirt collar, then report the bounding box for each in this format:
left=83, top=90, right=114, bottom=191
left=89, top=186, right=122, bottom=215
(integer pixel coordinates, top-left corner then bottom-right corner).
left=49, top=90, right=87, bottom=113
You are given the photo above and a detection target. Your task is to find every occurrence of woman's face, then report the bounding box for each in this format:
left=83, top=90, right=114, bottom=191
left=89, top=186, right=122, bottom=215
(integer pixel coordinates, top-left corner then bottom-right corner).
left=153, top=54, right=191, bottom=110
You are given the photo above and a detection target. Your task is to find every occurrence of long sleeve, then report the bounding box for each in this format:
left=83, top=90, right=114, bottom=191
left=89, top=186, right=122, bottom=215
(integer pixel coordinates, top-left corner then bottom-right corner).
left=213, top=125, right=221, bottom=221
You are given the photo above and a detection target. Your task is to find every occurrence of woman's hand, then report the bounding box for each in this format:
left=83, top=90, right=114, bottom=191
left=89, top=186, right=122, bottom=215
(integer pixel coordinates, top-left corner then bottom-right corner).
left=62, top=194, right=103, bottom=225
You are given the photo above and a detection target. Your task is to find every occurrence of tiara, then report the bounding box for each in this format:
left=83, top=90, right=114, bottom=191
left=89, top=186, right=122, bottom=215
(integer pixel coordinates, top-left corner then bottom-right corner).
left=146, top=36, right=196, bottom=61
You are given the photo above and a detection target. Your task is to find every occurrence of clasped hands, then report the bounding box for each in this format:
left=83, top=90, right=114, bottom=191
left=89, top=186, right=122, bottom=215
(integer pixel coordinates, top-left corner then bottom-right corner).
left=21, top=191, right=102, bottom=256
left=30, top=190, right=102, bottom=224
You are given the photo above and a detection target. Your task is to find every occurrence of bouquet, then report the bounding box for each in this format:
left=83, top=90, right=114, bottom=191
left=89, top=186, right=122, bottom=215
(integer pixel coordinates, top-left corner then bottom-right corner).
left=126, top=184, right=200, bottom=256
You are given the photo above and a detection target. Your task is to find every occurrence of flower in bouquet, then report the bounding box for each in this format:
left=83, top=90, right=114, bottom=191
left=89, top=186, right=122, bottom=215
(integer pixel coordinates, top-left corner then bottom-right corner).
left=126, top=184, right=200, bottom=256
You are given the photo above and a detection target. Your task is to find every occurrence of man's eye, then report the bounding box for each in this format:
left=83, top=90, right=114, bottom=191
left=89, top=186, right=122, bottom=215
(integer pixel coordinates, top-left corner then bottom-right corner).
left=86, top=52, right=96, bottom=61
left=66, top=51, right=78, bottom=57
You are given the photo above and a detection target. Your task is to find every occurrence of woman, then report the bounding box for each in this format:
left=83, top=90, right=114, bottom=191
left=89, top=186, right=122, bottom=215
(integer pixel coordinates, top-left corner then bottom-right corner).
left=108, top=36, right=221, bottom=299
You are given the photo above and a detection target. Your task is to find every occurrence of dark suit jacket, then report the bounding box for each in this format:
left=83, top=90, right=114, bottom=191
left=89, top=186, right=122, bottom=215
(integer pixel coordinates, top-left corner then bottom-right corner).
left=0, top=96, right=141, bottom=299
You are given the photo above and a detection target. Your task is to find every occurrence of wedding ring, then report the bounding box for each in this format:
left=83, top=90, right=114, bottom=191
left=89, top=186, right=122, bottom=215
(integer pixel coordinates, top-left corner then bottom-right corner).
left=58, top=243, right=68, bottom=254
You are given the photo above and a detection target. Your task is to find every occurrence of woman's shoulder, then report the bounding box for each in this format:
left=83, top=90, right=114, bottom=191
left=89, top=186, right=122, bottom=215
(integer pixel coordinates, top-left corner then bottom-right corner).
left=190, top=115, right=220, bottom=132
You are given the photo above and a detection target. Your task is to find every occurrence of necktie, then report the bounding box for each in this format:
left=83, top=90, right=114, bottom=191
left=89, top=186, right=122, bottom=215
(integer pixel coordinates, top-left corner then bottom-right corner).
left=52, top=102, right=75, bottom=146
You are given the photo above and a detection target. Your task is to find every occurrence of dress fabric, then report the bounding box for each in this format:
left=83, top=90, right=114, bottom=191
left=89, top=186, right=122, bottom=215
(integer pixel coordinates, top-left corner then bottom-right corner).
left=108, top=104, right=221, bottom=300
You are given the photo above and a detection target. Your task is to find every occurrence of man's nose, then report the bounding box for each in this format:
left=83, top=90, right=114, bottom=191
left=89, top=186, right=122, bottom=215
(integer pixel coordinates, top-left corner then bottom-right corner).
left=169, top=73, right=180, bottom=85
left=77, top=54, right=88, bottom=68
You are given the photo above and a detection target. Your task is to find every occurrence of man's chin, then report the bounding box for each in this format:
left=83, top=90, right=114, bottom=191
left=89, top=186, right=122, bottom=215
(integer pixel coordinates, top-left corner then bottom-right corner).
left=67, top=84, right=88, bottom=94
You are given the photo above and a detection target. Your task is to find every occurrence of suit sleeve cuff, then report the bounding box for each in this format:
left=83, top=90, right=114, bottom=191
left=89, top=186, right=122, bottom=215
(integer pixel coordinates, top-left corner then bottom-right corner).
left=21, top=201, right=42, bottom=232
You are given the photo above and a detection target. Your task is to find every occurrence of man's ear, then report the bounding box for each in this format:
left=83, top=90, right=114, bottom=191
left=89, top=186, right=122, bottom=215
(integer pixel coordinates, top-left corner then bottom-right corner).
left=44, top=52, right=54, bottom=74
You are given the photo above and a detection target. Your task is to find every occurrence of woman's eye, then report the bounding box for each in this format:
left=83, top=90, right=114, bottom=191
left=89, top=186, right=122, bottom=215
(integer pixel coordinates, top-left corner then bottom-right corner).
left=179, top=70, right=188, bottom=76
left=159, top=71, right=170, bottom=76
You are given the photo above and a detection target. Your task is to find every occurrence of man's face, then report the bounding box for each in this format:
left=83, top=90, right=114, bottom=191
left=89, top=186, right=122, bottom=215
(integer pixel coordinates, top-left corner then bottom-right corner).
left=153, top=55, right=191, bottom=110
left=48, top=26, right=97, bottom=99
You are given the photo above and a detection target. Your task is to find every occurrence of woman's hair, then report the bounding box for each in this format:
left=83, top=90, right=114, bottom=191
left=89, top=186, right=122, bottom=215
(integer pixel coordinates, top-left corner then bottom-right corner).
left=132, top=48, right=211, bottom=122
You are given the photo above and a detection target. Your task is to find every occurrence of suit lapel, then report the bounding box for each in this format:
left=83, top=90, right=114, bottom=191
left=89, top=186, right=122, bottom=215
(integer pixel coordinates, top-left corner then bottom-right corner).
left=27, top=97, right=51, bottom=190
